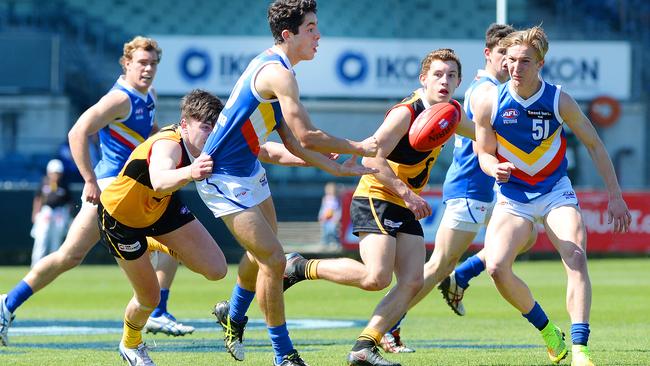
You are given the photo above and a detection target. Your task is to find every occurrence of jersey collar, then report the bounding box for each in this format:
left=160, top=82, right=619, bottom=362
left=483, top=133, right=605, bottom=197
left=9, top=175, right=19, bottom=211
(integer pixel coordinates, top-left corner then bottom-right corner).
left=117, top=76, right=150, bottom=102
left=270, top=46, right=296, bottom=76
left=507, top=74, right=545, bottom=108
left=476, top=69, right=499, bottom=85
left=417, top=88, right=432, bottom=109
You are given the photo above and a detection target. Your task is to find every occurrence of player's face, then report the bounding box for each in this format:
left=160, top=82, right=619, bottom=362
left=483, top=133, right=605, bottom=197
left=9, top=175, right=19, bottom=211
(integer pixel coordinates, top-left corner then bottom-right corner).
left=487, top=45, right=509, bottom=82
left=124, top=48, right=159, bottom=93
left=420, top=59, right=461, bottom=105
left=182, top=117, right=215, bottom=157
left=290, top=12, right=320, bottom=62
left=506, top=45, right=543, bottom=88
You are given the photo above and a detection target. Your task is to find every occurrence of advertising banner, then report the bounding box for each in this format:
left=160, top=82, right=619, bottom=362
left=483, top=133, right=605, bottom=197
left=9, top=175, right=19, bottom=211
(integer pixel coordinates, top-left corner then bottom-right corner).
left=153, top=36, right=631, bottom=100
left=339, top=190, right=650, bottom=253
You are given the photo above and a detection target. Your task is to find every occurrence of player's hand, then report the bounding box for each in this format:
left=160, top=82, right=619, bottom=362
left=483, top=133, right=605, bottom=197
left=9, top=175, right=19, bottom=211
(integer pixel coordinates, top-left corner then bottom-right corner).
left=82, top=180, right=101, bottom=204
left=359, top=136, right=378, bottom=157
left=190, top=153, right=213, bottom=181
left=492, top=162, right=515, bottom=183
left=404, top=190, right=432, bottom=220
left=336, top=155, right=378, bottom=176
left=608, top=196, right=631, bottom=233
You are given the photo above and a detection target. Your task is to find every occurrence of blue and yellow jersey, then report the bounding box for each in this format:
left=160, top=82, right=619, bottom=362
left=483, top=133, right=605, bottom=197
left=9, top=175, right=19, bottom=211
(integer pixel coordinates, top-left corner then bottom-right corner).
left=492, top=79, right=567, bottom=203
left=354, top=90, right=443, bottom=208
left=443, top=70, right=498, bottom=203
left=202, top=47, right=288, bottom=177
left=95, top=77, right=156, bottom=179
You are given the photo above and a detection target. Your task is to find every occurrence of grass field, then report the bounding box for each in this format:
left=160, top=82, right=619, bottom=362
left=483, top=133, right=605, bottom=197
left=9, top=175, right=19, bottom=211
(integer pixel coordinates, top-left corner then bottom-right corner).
left=0, top=258, right=648, bottom=365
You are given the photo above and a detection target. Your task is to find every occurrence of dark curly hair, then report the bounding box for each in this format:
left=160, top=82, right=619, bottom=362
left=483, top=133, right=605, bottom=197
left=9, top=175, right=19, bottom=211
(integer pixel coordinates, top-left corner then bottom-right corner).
left=268, top=0, right=317, bottom=44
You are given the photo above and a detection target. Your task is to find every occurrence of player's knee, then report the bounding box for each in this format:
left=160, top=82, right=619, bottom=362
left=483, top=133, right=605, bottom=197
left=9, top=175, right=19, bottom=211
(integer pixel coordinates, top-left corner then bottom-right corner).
left=203, top=265, right=227, bottom=281
left=362, top=273, right=392, bottom=291
left=258, top=249, right=286, bottom=276
left=135, top=293, right=160, bottom=311
left=564, top=247, right=588, bottom=273
left=485, top=260, right=510, bottom=283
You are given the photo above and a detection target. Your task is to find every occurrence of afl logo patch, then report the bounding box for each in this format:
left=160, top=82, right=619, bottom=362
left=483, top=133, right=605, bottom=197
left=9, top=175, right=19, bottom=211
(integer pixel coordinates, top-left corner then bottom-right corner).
left=502, top=108, right=519, bottom=124
left=502, top=109, right=519, bottom=118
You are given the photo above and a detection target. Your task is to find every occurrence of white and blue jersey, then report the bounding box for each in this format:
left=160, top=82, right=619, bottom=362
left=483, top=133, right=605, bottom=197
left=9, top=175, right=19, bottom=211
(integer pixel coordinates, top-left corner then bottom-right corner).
left=442, top=70, right=497, bottom=203
left=202, top=46, right=288, bottom=177
left=95, top=77, right=156, bottom=179
left=492, top=78, right=567, bottom=203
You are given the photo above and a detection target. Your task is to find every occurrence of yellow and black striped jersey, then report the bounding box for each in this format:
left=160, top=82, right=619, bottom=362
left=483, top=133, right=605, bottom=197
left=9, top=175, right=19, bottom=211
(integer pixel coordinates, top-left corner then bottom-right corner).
left=100, top=124, right=191, bottom=228
left=354, top=90, right=442, bottom=208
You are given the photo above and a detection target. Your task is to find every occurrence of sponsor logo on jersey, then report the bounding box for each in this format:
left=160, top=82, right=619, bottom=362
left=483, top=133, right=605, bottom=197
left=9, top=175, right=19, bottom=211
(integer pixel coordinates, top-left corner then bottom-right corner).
left=526, top=110, right=553, bottom=119
left=118, top=241, right=141, bottom=252
left=383, top=219, right=403, bottom=229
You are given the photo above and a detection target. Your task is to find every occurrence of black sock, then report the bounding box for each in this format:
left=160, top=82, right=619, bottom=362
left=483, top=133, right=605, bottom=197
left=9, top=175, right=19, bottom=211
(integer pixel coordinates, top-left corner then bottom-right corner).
left=351, top=339, right=375, bottom=352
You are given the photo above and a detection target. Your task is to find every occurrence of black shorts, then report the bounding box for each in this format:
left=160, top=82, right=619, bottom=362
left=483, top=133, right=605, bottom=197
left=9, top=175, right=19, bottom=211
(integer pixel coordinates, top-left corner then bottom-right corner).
left=97, top=193, right=195, bottom=260
left=350, top=197, right=423, bottom=238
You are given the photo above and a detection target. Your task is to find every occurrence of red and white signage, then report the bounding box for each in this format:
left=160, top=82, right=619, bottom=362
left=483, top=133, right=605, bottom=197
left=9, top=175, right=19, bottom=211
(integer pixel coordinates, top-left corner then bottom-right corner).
left=339, top=190, right=650, bottom=253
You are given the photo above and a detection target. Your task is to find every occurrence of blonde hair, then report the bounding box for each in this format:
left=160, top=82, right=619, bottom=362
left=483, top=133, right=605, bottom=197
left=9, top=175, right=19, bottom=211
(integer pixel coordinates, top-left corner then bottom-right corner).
left=119, top=36, right=162, bottom=72
left=499, top=25, right=548, bottom=61
left=420, top=48, right=462, bottom=79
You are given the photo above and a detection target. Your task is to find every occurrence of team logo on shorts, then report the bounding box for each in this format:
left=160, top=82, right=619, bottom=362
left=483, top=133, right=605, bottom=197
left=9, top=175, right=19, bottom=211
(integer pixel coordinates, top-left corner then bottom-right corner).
left=118, top=241, right=141, bottom=252
left=234, top=188, right=250, bottom=199
left=259, top=174, right=268, bottom=186
left=179, top=205, right=190, bottom=215
left=383, top=219, right=403, bottom=229
left=472, top=203, right=488, bottom=212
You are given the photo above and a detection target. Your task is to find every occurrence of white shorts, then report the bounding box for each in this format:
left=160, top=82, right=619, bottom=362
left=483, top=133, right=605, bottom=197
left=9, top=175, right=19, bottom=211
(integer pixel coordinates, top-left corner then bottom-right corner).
left=494, top=176, right=578, bottom=223
left=196, top=162, right=271, bottom=218
left=81, top=177, right=116, bottom=208
left=440, top=198, right=494, bottom=233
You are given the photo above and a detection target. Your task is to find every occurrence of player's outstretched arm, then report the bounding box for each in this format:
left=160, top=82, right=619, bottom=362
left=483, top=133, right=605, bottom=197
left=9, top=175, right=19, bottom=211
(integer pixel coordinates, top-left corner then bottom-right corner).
left=149, top=140, right=212, bottom=194
left=258, top=141, right=308, bottom=166
left=68, top=90, right=131, bottom=204
left=559, top=91, right=631, bottom=232
left=455, top=107, right=476, bottom=140
left=257, top=64, right=377, bottom=157
left=275, top=120, right=377, bottom=177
